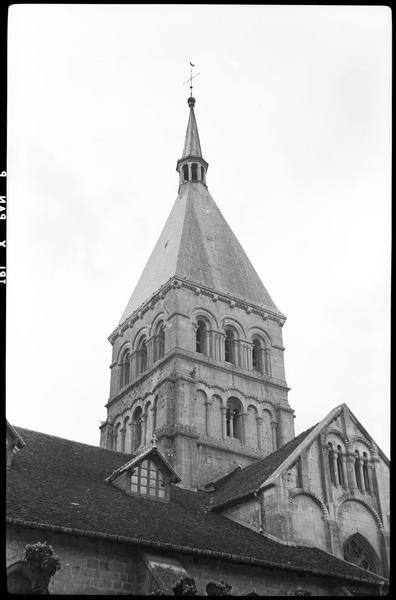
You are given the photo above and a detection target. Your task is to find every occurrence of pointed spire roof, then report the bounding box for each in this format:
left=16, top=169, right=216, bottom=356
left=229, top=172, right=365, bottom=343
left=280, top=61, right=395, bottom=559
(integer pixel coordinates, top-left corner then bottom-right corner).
left=119, top=183, right=282, bottom=324
left=182, top=97, right=202, bottom=158
left=117, top=95, right=283, bottom=325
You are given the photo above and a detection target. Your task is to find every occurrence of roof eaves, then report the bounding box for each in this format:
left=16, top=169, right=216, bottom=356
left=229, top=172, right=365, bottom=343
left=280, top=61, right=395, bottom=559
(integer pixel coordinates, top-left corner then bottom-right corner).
left=345, top=404, right=390, bottom=466
left=7, top=421, right=26, bottom=448
left=211, top=483, right=276, bottom=512
left=5, top=517, right=386, bottom=587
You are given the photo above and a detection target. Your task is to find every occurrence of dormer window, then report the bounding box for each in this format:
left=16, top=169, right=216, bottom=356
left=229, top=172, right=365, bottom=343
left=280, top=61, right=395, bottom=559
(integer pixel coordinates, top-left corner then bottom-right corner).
left=183, top=164, right=189, bottom=182
left=106, top=445, right=181, bottom=502
left=191, top=163, right=198, bottom=181
left=131, top=458, right=168, bottom=499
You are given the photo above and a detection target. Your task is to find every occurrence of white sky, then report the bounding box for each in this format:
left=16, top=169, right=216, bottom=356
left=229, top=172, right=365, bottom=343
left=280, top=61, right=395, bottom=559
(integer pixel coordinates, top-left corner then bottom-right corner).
left=7, top=5, right=391, bottom=456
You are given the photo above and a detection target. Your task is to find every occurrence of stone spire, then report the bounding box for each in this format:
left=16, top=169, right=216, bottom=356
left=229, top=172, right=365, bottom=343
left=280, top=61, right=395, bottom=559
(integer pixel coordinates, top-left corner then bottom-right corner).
left=182, top=97, right=202, bottom=158
left=117, top=94, right=284, bottom=324
left=176, top=97, right=208, bottom=187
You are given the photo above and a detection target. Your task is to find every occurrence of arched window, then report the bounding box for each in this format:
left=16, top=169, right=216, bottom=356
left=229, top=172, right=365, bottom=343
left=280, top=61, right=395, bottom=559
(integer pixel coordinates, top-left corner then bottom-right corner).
left=123, top=416, right=131, bottom=453
left=226, top=397, right=243, bottom=442
left=343, top=534, right=379, bottom=574
left=328, top=442, right=335, bottom=484
left=362, top=452, right=370, bottom=492
left=152, top=395, right=158, bottom=435
left=119, top=349, right=131, bottom=389
left=154, top=323, right=165, bottom=362
left=337, top=445, right=345, bottom=486
left=195, top=319, right=207, bottom=354
left=354, top=450, right=362, bottom=490
left=200, top=166, right=205, bottom=181
left=113, top=422, right=122, bottom=452
left=191, top=163, right=198, bottom=181
left=183, top=164, right=189, bottom=182
left=252, top=338, right=262, bottom=372
left=225, top=328, right=236, bottom=365
left=132, top=407, right=143, bottom=452
left=136, top=337, right=147, bottom=375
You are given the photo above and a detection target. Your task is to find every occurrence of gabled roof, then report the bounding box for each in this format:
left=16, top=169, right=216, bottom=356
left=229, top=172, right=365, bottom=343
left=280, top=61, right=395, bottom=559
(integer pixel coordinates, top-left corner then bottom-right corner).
left=210, top=403, right=390, bottom=511
left=6, top=426, right=386, bottom=588
left=210, top=425, right=317, bottom=511
left=105, top=445, right=181, bottom=483
left=6, top=420, right=26, bottom=449
left=119, top=182, right=282, bottom=324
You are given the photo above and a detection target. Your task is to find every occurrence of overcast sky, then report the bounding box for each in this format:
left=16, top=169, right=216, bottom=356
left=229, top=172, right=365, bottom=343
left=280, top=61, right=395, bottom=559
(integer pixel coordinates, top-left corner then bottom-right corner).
left=7, top=5, right=390, bottom=456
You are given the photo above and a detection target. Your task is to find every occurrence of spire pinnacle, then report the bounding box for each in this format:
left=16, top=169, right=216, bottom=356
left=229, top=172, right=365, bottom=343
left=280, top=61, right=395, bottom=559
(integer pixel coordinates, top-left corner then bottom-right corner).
left=183, top=61, right=200, bottom=98
left=176, top=66, right=208, bottom=186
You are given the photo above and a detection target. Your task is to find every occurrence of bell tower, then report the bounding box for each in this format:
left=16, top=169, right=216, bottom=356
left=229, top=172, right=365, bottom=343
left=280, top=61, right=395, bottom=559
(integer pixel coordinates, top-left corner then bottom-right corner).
left=100, top=94, right=295, bottom=489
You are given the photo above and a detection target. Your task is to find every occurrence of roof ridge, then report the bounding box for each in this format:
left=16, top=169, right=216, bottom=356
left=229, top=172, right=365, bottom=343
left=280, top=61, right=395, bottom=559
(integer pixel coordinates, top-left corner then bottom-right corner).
left=13, top=426, right=127, bottom=458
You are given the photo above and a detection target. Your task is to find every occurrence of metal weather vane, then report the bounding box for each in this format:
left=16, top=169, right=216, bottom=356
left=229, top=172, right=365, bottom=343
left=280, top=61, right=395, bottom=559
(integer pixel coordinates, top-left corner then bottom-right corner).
left=183, top=61, right=200, bottom=97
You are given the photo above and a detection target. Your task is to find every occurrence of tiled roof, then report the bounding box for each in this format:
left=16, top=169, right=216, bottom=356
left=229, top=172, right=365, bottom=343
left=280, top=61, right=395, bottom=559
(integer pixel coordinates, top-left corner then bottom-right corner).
left=210, top=426, right=318, bottom=510
left=6, top=427, right=385, bottom=588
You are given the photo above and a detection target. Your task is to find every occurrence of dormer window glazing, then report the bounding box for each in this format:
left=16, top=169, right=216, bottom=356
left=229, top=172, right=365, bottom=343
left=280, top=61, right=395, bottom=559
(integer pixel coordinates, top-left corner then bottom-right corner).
left=130, top=458, right=168, bottom=499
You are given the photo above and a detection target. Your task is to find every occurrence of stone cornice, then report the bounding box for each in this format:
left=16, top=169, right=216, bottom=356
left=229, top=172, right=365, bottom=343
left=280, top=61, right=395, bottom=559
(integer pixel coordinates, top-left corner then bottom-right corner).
left=109, top=276, right=287, bottom=343
left=197, top=435, right=267, bottom=459
left=156, top=423, right=200, bottom=440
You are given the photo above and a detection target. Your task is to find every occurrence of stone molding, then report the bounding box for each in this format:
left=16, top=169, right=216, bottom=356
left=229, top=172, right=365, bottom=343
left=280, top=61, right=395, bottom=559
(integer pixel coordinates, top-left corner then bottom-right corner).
left=197, top=435, right=267, bottom=458
left=106, top=349, right=290, bottom=408
left=336, top=495, right=384, bottom=530
left=155, top=423, right=200, bottom=440
left=288, top=488, right=330, bottom=520
left=325, top=428, right=351, bottom=448
left=109, top=276, right=286, bottom=343
left=350, top=435, right=375, bottom=454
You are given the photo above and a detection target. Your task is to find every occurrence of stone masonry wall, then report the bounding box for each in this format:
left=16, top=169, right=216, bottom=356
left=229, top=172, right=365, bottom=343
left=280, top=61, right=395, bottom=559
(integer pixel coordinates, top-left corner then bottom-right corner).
left=6, top=525, right=139, bottom=595
left=175, top=553, right=375, bottom=596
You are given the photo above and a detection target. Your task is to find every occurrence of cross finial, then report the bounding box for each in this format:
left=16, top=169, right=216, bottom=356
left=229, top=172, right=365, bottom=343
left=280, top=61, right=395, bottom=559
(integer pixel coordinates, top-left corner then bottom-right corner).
left=183, top=62, right=200, bottom=98
left=151, top=434, right=158, bottom=447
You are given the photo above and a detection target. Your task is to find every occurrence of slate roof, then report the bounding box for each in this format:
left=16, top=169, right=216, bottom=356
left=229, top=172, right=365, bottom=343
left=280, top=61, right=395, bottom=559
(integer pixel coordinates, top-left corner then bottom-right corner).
left=210, top=425, right=317, bottom=510
left=119, top=182, right=282, bottom=324
left=118, top=100, right=283, bottom=325
left=6, top=426, right=386, bottom=588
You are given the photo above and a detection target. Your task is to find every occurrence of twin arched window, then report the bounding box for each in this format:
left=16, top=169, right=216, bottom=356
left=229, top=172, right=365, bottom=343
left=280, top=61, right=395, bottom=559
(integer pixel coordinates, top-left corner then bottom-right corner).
left=355, top=450, right=371, bottom=493
left=118, top=323, right=167, bottom=391
left=182, top=162, right=205, bottom=183
left=194, top=320, right=271, bottom=374
left=226, top=397, right=243, bottom=442
left=327, top=443, right=372, bottom=493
